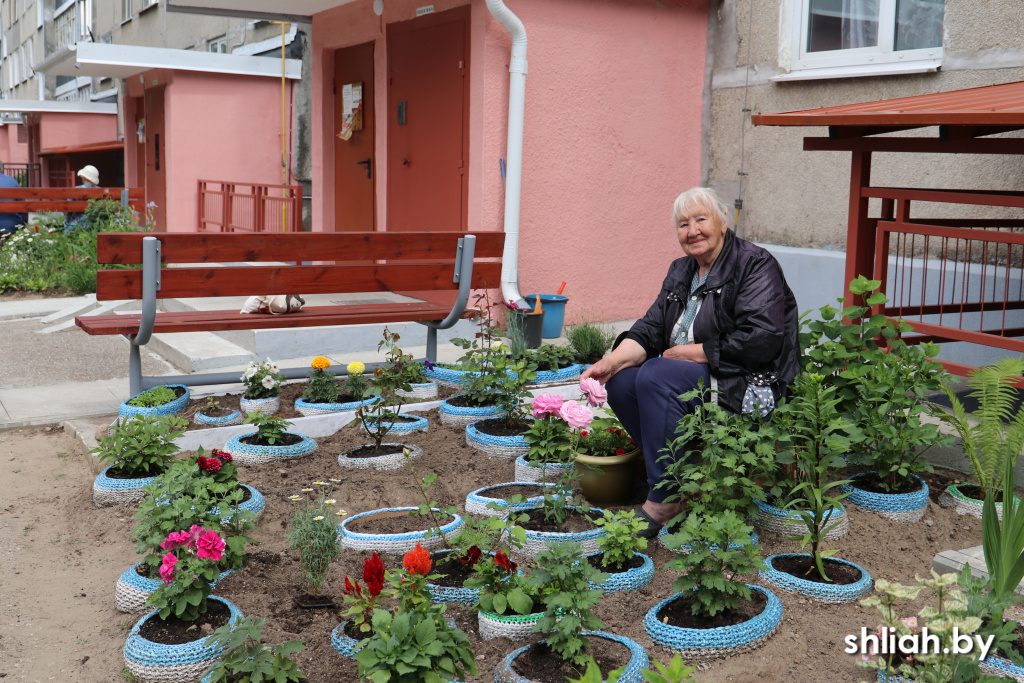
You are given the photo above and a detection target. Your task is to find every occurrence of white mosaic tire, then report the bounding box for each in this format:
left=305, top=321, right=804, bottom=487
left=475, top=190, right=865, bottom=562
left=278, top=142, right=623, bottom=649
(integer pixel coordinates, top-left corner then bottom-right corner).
left=759, top=554, right=873, bottom=604
left=122, top=596, right=243, bottom=682
left=358, top=414, right=429, bottom=436
left=503, top=506, right=607, bottom=557
left=118, top=385, right=191, bottom=424
left=464, top=482, right=558, bottom=517
left=93, top=466, right=159, bottom=507
left=337, top=443, right=423, bottom=471
left=395, top=383, right=438, bottom=400
left=338, top=506, right=463, bottom=553
left=294, top=395, right=376, bottom=417
left=466, top=420, right=531, bottom=460
left=751, top=499, right=849, bottom=540
left=239, top=395, right=280, bottom=416
left=841, top=474, right=929, bottom=523
left=588, top=552, right=656, bottom=594
left=943, top=483, right=1015, bottom=521
left=438, top=398, right=502, bottom=427
left=478, top=609, right=544, bottom=641
left=495, top=632, right=648, bottom=683
left=513, top=454, right=574, bottom=483
left=115, top=563, right=237, bottom=614
left=193, top=410, right=243, bottom=427
left=223, top=432, right=316, bottom=465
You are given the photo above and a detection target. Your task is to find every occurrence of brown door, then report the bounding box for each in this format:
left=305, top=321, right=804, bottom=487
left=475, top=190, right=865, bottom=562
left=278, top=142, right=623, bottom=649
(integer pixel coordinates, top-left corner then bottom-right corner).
left=334, top=42, right=376, bottom=232
left=387, top=7, right=469, bottom=232
left=144, top=88, right=167, bottom=232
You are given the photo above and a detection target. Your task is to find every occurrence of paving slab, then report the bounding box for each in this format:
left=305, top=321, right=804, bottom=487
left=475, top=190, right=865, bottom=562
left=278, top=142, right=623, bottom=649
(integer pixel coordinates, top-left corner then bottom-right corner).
left=0, top=295, right=94, bottom=321
left=0, top=378, right=124, bottom=428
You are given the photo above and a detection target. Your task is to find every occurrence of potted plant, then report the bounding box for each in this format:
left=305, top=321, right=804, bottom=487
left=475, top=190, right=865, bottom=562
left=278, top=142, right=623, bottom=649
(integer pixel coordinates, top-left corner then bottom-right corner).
left=467, top=548, right=546, bottom=641
left=193, top=447, right=265, bottom=521
left=333, top=552, right=386, bottom=657
left=294, top=356, right=378, bottom=416
left=565, top=318, right=616, bottom=366
left=568, top=654, right=701, bottom=683
left=517, top=393, right=582, bottom=483
left=574, top=377, right=641, bottom=505
left=522, top=343, right=586, bottom=385
left=372, top=328, right=439, bottom=401
left=238, top=359, right=285, bottom=415
left=119, top=383, right=191, bottom=423
left=123, top=525, right=244, bottom=682
left=939, top=357, right=1024, bottom=519
left=224, top=412, right=317, bottom=465
left=92, top=413, right=186, bottom=507
left=588, top=509, right=655, bottom=594
left=464, top=348, right=536, bottom=459
left=201, top=617, right=305, bottom=682
left=288, top=480, right=345, bottom=608
left=465, top=481, right=560, bottom=517
left=192, top=395, right=242, bottom=427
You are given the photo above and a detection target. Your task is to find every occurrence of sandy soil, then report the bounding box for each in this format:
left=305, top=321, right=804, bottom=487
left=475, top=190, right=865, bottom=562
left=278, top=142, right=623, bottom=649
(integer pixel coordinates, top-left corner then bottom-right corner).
left=0, top=414, right=989, bottom=683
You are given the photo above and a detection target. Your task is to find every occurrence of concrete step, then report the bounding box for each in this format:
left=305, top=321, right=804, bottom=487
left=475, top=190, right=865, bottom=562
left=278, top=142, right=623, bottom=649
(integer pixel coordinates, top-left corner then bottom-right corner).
left=0, top=294, right=97, bottom=322
left=148, top=330, right=256, bottom=373
left=38, top=298, right=136, bottom=334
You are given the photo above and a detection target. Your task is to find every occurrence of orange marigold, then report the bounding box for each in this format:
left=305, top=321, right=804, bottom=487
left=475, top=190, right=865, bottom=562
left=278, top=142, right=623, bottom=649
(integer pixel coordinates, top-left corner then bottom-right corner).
left=403, top=542, right=432, bottom=576
left=311, top=356, right=331, bottom=370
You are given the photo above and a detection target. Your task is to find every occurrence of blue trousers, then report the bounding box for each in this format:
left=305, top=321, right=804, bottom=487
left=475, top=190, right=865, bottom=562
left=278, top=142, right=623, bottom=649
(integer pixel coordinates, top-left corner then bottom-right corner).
left=605, top=358, right=710, bottom=503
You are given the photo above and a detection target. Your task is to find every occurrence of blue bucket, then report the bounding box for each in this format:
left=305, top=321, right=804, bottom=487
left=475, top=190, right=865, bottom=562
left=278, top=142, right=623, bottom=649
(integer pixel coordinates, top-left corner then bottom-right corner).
left=524, top=294, right=568, bottom=338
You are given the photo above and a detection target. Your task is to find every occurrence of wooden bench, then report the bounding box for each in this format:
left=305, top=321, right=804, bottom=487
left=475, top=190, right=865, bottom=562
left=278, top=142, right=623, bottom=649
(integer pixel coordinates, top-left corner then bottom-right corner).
left=75, top=231, right=505, bottom=395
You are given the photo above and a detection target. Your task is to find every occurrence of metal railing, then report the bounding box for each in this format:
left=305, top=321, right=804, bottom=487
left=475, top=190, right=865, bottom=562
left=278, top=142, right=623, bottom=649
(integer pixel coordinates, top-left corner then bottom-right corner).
left=53, top=0, right=91, bottom=51
left=197, top=180, right=303, bottom=233
left=0, top=162, right=41, bottom=187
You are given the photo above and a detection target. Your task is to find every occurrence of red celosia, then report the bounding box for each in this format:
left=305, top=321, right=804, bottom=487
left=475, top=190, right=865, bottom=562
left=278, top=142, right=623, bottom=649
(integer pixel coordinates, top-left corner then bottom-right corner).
left=403, top=543, right=432, bottom=576
left=342, top=576, right=363, bottom=597
left=363, top=552, right=386, bottom=597
left=460, top=545, right=482, bottom=567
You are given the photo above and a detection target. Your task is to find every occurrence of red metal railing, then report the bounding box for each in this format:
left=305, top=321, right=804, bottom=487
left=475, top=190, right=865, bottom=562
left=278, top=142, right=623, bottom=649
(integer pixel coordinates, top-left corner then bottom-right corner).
left=197, top=180, right=302, bottom=233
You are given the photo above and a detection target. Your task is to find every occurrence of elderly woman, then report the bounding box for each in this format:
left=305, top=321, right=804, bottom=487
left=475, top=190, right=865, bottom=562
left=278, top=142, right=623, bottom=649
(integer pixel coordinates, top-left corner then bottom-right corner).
left=581, top=187, right=800, bottom=537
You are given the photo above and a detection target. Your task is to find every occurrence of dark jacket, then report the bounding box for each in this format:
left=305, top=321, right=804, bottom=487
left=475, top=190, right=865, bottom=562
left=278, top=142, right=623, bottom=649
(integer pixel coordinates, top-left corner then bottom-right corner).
left=0, top=172, right=27, bottom=234
left=616, top=230, right=801, bottom=414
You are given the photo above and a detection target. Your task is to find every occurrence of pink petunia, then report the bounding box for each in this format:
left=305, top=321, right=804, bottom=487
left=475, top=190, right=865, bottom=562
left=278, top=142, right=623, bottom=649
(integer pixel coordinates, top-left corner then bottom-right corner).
left=159, top=552, right=177, bottom=584
left=196, top=530, right=226, bottom=562
left=160, top=530, right=189, bottom=550
left=186, top=525, right=206, bottom=548
left=578, top=377, right=607, bottom=408
left=531, top=393, right=564, bottom=419
left=558, top=400, right=594, bottom=431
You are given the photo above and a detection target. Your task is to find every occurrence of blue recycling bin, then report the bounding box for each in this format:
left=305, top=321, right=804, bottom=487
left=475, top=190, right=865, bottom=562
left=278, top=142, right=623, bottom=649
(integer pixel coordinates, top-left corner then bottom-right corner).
left=524, top=294, right=568, bottom=339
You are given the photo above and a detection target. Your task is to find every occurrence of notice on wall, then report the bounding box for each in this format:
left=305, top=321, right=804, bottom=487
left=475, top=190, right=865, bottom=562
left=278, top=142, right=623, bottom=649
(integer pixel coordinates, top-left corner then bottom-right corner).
left=337, top=82, right=364, bottom=141
left=416, top=5, right=434, bottom=16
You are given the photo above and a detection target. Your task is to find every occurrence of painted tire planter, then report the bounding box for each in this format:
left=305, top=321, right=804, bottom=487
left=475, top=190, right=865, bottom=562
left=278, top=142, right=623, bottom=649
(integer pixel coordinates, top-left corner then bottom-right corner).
left=941, top=483, right=1017, bottom=521
left=118, top=384, right=190, bottom=423
left=876, top=670, right=913, bottom=683
left=359, top=414, right=429, bottom=436
left=513, top=454, right=574, bottom=483
left=527, top=363, right=587, bottom=386
left=115, top=563, right=236, bottom=614
left=122, top=596, right=243, bottom=682
left=211, top=484, right=266, bottom=521
left=294, top=395, right=376, bottom=417
left=504, top=506, right=607, bottom=557
left=465, top=482, right=558, bottom=516
left=238, top=395, right=280, bottom=416
left=438, top=398, right=502, bottom=427
left=659, top=525, right=759, bottom=553
left=330, top=621, right=363, bottom=659
left=494, top=631, right=648, bottom=683
left=981, top=655, right=1024, bottom=682
left=478, top=609, right=546, bottom=642
left=395, top=382, right=439, bottom=400
left=93, top=466, right=159, bottom=507
left=644, top=585, right=782, bottom=659
left=423, top=364, right=477, bottom=388
left=338, top=506, right=463, bottom=553
left=426, top=550, right=481, bottom=606
left=751, top=499, right=849, bottom=539
left=587, top=552, right=656, bottom=594
left=466, top=420, right=532, bottom=460
left=192, top=409, right=243, bottom=427
left=338, top=443, right=423, bottom=471
left=223, top=432, right=316, bottom=465
left=758, top=554, right=872, bottom=603
left=842, top=473, right=929, bottom=523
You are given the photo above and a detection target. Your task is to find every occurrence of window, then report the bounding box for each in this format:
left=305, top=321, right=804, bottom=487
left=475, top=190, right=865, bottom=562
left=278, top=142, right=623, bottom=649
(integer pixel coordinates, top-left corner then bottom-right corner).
left=208, top=35, right=227, bottom=53
left=140, top=0, right=157, bottom=10
left=121, top=0, right=131, bottom=22
left=776, top=0, right=945, bottom=81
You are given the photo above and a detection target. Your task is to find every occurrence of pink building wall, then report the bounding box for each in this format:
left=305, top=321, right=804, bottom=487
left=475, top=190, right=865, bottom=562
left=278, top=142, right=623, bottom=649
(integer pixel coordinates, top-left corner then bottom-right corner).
left=38, top=113, right=117, bottom=150
left=312, top=0, right=708, bottom=322
left=0, top=125, right=30, bottom=163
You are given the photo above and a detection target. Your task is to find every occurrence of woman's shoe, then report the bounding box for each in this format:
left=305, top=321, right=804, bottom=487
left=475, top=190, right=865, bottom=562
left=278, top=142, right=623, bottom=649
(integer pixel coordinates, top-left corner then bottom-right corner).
left=635, top=506, right=664, bottom=539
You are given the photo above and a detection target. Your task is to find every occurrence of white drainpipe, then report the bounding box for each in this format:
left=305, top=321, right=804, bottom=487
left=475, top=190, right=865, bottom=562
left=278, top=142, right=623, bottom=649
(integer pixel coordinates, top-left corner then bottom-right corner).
left=485, top=0, right=528, bottom=308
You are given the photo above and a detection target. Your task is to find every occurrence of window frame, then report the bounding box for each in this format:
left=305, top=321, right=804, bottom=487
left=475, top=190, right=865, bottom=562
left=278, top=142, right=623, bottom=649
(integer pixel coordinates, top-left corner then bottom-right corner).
left=208, top=35, right=227, bottom=53
left=121, top=0, right=132, bottom=23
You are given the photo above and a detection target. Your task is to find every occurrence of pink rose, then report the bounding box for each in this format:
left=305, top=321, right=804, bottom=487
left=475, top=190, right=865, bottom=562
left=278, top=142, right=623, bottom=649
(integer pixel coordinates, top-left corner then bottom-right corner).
left=579, top=377, right=607, bottom=408
left=558, top=400, right=594, bottom=431
left=159, top=552, right=177, bottom=584
left=196, top=530, right=226, bottom=562
left=531, top=393, right=564, bottom=419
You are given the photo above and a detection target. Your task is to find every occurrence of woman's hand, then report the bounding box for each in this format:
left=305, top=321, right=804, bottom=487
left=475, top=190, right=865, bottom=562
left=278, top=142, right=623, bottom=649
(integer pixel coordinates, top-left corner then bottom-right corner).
left=580, top=339, right=647, bottom=384
left=662, top=343, right=708, bottom=364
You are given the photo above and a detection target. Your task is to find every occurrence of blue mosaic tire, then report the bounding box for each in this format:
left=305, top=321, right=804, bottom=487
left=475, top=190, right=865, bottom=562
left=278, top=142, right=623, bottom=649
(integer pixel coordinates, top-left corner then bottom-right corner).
left=330, top=621, right=363, bottom=659
left=644, top=585, right=782, bottom=659
left=587, top=552, right=655, bottom=594
left=294, top=395, right=377, bottom=417
left=877, top=670, right=913, bottom=682
left=752, top=499, right=849, bottom=539
left=238, top=395, right=280, bottom=416
left=759, top=554, right=873, bottom=604
left=981, top=655, right=1024, bottom=682
left=507, top=506, right=608, bottom=557
left=338, top=443, right=423, bottom=471
left=466, top=420, right=532, bottom=459
left=359, top=414, right=429, bottom=436
left=494, top=631, right=648, bottom=683
left=529, top=363, right=586, bottom=385
left=193, top=409, right=243, bottom=427
left=211, top=484, right=265, bottom=522
left=395, top=382, right=439, bottom=400
left=123, top=596, right=243, bottom=682
left=438, top=398, right=502, bottom=427
left=223, top=432, right=316, bottom=466
left=118, top=385, right=190, bottom=422
left=115, top=563, right=237, bottom=614
left=93, top=466, right=159, bottom=507
left=423, top=364, right=476, bottom=387
left=426, top=550, right=481, bottom=605
left=513, top=454, right=574, bottom=483
left=465, top=482, right=558, bottom=516
left=841, top=473, right=929, bottom=523
left=659, top=526, right=760, bottom=553
left=338, top=506, right=463, bottom=553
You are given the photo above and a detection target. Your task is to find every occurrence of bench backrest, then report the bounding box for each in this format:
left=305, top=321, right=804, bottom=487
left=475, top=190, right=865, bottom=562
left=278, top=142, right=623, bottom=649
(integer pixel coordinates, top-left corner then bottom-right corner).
left=94, top=231, right=506, bottom=301
left=0, top=187, right=146, bottom=213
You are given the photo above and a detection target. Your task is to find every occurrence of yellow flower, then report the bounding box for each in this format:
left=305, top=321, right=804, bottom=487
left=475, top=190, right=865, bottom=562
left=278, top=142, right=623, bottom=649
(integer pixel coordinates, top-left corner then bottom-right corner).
left=347, top=361, right=365, bottom=376
left=311, top=356, right=331, bottom=370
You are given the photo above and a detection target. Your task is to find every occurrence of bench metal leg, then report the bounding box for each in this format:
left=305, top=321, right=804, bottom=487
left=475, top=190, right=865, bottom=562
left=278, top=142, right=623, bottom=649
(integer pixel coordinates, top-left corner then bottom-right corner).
left=426, top=326, right=437, bottom=363
left=128, top=340, right=142, bottom=397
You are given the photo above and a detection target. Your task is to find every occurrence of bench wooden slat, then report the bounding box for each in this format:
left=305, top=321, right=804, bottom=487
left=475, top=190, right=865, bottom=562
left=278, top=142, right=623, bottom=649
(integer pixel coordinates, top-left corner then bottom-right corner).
left=95, top=262, right=504, bottom=300
left=0, top=188, right=145, bottom=199
left=76, top=302, right=459, bottom=336
left=96, top=231, right=505, bottom=264
left=0, top=200, right=146, bottom=212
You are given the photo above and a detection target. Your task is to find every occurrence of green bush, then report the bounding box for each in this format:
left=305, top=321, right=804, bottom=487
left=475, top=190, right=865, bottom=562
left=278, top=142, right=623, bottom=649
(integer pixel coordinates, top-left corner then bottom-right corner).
left=126, top=386, right=178, bottom=408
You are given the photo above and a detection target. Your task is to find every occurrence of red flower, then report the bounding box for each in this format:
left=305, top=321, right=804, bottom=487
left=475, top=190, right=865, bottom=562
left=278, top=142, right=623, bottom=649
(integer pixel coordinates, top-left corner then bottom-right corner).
left=214, top=449, right=232, bottom=464
left=363, top=552, right=386, bottom=597
left=460, top=545, right=482, bottom=567
left=580, top=431, right=588, bottom=438
left=615, top=448, right=625, bottom=456
left=204, top=458, right=222, bottom=472
left=343, top=576, right=362, bottom=597
left=403, top=543, right=432, bottom=576
left=196, top=456, right=207, bottom=470
left=494, top=551, right=517, bottom=575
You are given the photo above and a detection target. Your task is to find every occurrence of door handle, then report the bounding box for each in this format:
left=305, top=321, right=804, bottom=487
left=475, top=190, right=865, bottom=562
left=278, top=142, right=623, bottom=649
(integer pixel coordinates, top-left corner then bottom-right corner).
left=356, top=158, right=371, bottom=179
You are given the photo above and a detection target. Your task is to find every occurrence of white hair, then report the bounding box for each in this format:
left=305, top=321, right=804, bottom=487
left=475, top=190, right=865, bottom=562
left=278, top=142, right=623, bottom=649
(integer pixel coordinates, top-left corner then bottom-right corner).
left=672, top=187, right=728, bottom=227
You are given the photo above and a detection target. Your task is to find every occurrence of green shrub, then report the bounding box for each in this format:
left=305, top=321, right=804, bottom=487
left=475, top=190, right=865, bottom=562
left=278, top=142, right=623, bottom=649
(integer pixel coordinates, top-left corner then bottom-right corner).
left=126, top=386, right=178, bottom=408
left=566, top=320, right=615, bottom=364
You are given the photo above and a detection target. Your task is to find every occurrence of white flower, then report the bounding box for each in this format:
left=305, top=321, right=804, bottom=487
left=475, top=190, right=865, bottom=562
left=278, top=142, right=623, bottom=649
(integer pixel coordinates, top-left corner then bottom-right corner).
left=301, top=488, right=313, bottom=492
left=325, top=499, right=336, bottom=505
left=336, top=509, right=347, bottom=516
left=288, top=495, right=301, bottom=501
left=261, top=375, right=276, bottom=390
left=330, top=478, right=340, bottom=483
left=243, top=367, right=257, bottom=380
left=313, top=516, right=324, bottom=521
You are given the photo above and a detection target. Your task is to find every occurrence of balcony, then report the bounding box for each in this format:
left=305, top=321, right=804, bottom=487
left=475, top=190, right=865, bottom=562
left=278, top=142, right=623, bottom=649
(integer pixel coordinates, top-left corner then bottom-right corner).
left=52, top=0, right=92, bottom=54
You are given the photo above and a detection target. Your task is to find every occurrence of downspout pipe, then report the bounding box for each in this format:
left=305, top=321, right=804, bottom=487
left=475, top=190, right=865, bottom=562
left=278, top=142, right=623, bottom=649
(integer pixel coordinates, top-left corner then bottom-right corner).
left=485, top=0, right=528, bottom=308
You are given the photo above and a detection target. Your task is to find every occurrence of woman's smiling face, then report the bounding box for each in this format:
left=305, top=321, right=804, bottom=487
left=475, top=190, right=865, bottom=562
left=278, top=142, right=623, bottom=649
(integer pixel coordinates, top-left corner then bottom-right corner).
left=676, top=202, right=728, bottom=266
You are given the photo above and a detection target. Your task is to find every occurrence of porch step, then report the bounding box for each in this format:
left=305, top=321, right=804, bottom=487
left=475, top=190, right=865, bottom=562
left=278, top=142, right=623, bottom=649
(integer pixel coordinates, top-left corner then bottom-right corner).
left=148, top=330, right=256, bottom=373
